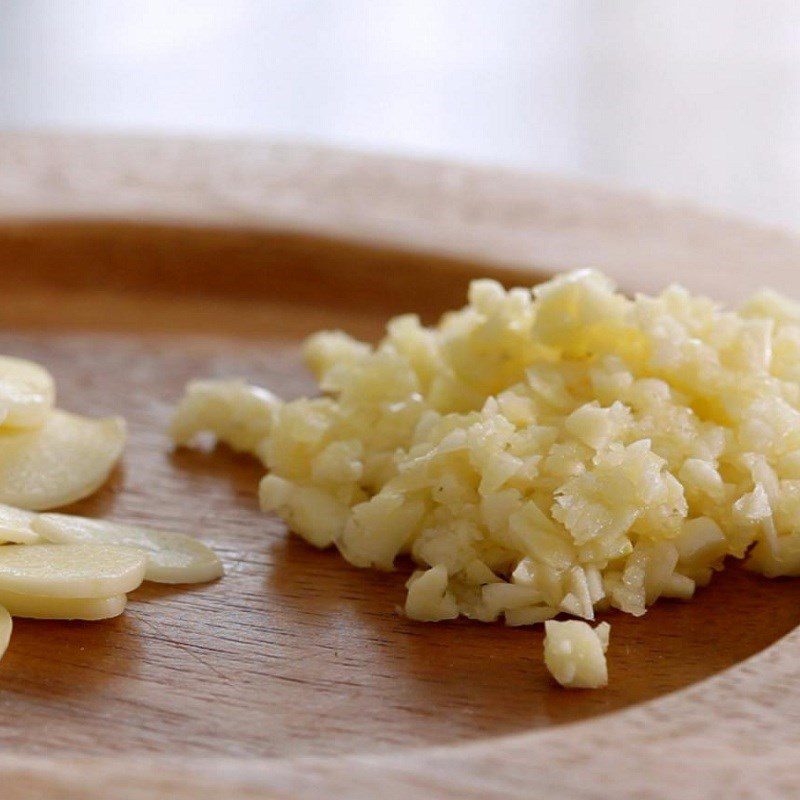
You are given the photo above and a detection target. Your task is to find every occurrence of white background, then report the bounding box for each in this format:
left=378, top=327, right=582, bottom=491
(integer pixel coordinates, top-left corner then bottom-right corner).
left=1, top=1, right=799, bottom=229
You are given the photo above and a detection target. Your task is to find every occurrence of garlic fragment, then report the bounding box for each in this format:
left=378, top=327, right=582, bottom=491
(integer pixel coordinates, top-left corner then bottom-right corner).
left=543, top=620, right=610, bottom=689
left=170, top=379, right=278, bottom=457
left=405, top=565, right=458, bottom=622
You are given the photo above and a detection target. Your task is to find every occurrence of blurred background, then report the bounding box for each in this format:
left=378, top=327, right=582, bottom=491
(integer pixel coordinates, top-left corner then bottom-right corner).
left=1, top=0, right=798, bottom=228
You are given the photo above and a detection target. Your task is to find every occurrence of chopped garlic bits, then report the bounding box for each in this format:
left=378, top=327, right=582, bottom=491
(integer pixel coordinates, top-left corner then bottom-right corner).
left=544, top=620, right=610, bottom=688
left=174, top=269, right=800, bottom=633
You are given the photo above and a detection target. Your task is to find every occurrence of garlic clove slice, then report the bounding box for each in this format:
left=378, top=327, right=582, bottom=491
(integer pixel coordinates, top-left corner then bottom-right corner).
left=0, top=356, right=55, bottom=430
left=0, top=410, right=126, bottom=510
left=0, top=544, right=146, bottom=598
left=0, top=589, right=127, bottom=620
left=35, top=514, right=224, bottom=584
left=0, top=503, right=40, bottom=544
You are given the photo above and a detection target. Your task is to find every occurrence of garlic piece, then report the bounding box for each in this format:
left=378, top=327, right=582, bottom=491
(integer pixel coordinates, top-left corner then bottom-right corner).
left=0, top=544, right=146, bottom=598
left=0, top=503, right=40, bottom=544
left=0, top=589, right=126, bottom=620
left=0, top=356, right=55, bottom=429
left=170, top=379, right=279, bottom=457
left=405, top=565, right=458, bottom=622
left=543, top=620, right=610, bottom=689
left=35, top=514, right=223, bottom=584
left=0, top=410, right=126, bottom=510
left=0, top=606, right=11, bottom=660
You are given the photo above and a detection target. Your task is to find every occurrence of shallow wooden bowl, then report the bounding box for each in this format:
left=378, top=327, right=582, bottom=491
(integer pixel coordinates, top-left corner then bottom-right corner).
left=1, top=134, right=800, bottom=799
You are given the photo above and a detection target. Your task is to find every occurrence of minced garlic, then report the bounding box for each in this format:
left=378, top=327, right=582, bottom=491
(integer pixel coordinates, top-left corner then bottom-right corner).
left=544, top=620, right=610, bottom=688
left=174, top=269, right=800, bottom=676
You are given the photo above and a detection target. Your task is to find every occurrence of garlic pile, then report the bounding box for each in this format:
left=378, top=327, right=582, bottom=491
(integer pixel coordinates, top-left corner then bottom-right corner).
left=172, top=270, right=800, bottom=687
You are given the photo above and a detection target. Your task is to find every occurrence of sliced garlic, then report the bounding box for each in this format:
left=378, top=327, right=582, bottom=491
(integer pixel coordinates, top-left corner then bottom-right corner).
left=0, top=356, right=55, bottom=429
left=0, top=410, right=126, bottom=510
left=0, top=589, right=126, bottom=620
left=35, top=514, right=224, bottom=584
left=0, top=606, right=11, bottom=659
left=0, top=544, right=146, bottom=598
left=0, top=504, right=40, bottom=544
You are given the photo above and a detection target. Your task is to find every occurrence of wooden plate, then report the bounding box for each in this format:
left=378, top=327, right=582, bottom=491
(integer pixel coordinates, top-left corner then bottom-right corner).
left=1, top=133, right=800, bottom=799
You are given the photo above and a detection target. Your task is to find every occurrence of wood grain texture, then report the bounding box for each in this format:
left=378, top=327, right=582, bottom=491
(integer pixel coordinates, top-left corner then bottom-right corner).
left=1, top=133, right=800, bottom=799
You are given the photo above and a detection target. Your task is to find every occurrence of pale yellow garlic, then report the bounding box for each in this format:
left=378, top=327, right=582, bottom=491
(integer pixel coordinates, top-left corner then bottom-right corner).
left=405, top=565, right=458, bottom=622
left=172, top=270, right=800, bottom=657
left=544, top=620, right=610, bottom=689
left=0, top=544, right=146, bottom=598
left=0, top=606, right=11, bottom=659
left=170, top=379, right=279, bottom=458
left=34, top=514, right=223, bottom=585
left=0, top=589, right=126, bottom=620
left=0, top=410, right=125, bottom=511
left=0, top=355, right=55, bottom=429
left=0, top=503, right=40, bottom=544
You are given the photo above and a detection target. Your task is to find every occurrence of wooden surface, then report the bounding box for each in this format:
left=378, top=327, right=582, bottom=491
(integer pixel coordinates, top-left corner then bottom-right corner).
left=1, top=133, right=800, bottom=798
